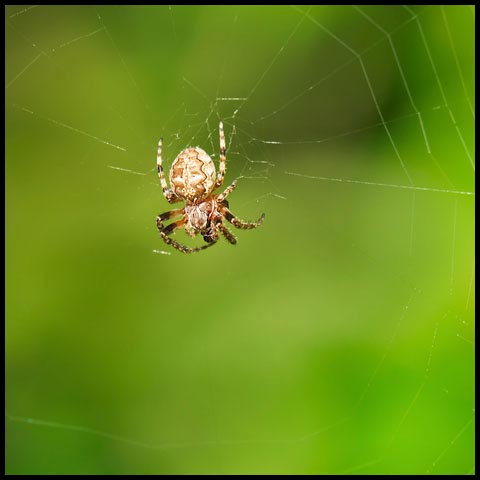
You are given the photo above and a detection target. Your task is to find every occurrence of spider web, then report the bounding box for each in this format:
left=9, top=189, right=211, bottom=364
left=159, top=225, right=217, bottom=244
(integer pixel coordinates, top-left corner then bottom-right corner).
left=5, top=5, right=475, bottom=475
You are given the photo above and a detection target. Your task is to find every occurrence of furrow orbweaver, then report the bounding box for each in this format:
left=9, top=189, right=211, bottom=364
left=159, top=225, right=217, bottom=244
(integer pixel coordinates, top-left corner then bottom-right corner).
left=156, top=121, right=265, bottom=253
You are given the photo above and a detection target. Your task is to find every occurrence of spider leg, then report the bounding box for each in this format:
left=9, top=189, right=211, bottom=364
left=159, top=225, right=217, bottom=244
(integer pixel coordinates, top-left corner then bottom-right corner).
left=156, top=209, right=184, bottom=224
left=157, top=218, right=215, bottom=254
left=157, top=138, right=179, bottom=204
left=217, top=222, right=237, bottom=245
left=216, top=179, right=237, bottom=203
left=220, top=206, right=265, bottom=230
left=215, top=121, right=227, bottom=188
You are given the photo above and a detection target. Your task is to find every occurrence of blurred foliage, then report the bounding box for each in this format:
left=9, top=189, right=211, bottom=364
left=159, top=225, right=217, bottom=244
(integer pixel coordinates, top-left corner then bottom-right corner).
left=6, top=5, right=475, bottom=475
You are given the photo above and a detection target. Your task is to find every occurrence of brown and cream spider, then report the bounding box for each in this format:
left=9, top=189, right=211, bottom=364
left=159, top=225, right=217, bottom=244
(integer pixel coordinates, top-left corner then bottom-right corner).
left=156, top=121, right=265, bottom=253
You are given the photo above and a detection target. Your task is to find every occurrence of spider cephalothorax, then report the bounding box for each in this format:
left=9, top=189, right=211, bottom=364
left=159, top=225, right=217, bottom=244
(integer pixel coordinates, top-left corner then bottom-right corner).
left=155, top=121, right=265, bottom=253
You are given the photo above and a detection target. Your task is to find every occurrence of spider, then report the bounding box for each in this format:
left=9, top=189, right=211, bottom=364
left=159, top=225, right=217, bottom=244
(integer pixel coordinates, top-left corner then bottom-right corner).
left=156, top=121, right=265, bottom=253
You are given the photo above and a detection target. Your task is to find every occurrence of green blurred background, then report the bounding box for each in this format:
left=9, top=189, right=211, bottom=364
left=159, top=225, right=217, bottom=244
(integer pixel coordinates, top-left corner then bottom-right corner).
left=5, top=5, right=475, bottom=475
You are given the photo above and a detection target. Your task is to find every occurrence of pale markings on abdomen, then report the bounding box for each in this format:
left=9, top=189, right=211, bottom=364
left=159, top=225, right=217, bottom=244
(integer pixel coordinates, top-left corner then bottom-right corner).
left=170, top=147, right=216, bottom=200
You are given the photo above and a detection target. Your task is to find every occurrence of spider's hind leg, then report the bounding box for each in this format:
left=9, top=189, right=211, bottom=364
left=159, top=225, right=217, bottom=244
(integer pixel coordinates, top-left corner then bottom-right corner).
left=215, top=121, right=227, bottom=188
left=157, top=138, right=179, bottom=204
left=217, top=179, right=237, bottom=203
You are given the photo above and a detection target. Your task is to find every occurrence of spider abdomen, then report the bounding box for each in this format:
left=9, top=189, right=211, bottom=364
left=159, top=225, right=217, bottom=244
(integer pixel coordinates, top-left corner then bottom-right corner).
left=169, top=147, right=216, bottom=202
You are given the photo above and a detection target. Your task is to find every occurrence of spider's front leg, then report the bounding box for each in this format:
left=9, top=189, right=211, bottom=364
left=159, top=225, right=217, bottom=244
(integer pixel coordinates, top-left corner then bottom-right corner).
left=216, top=220, right=237, bottom=245
left=156, top=210, right=214, bottom=254
left=157, top=138, right=179, bottom=204
left=220, top=206, right=265, bottom=230
left=202, top=217, right=237, bottom=245
left=156, top=209, right=184, bottom=230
